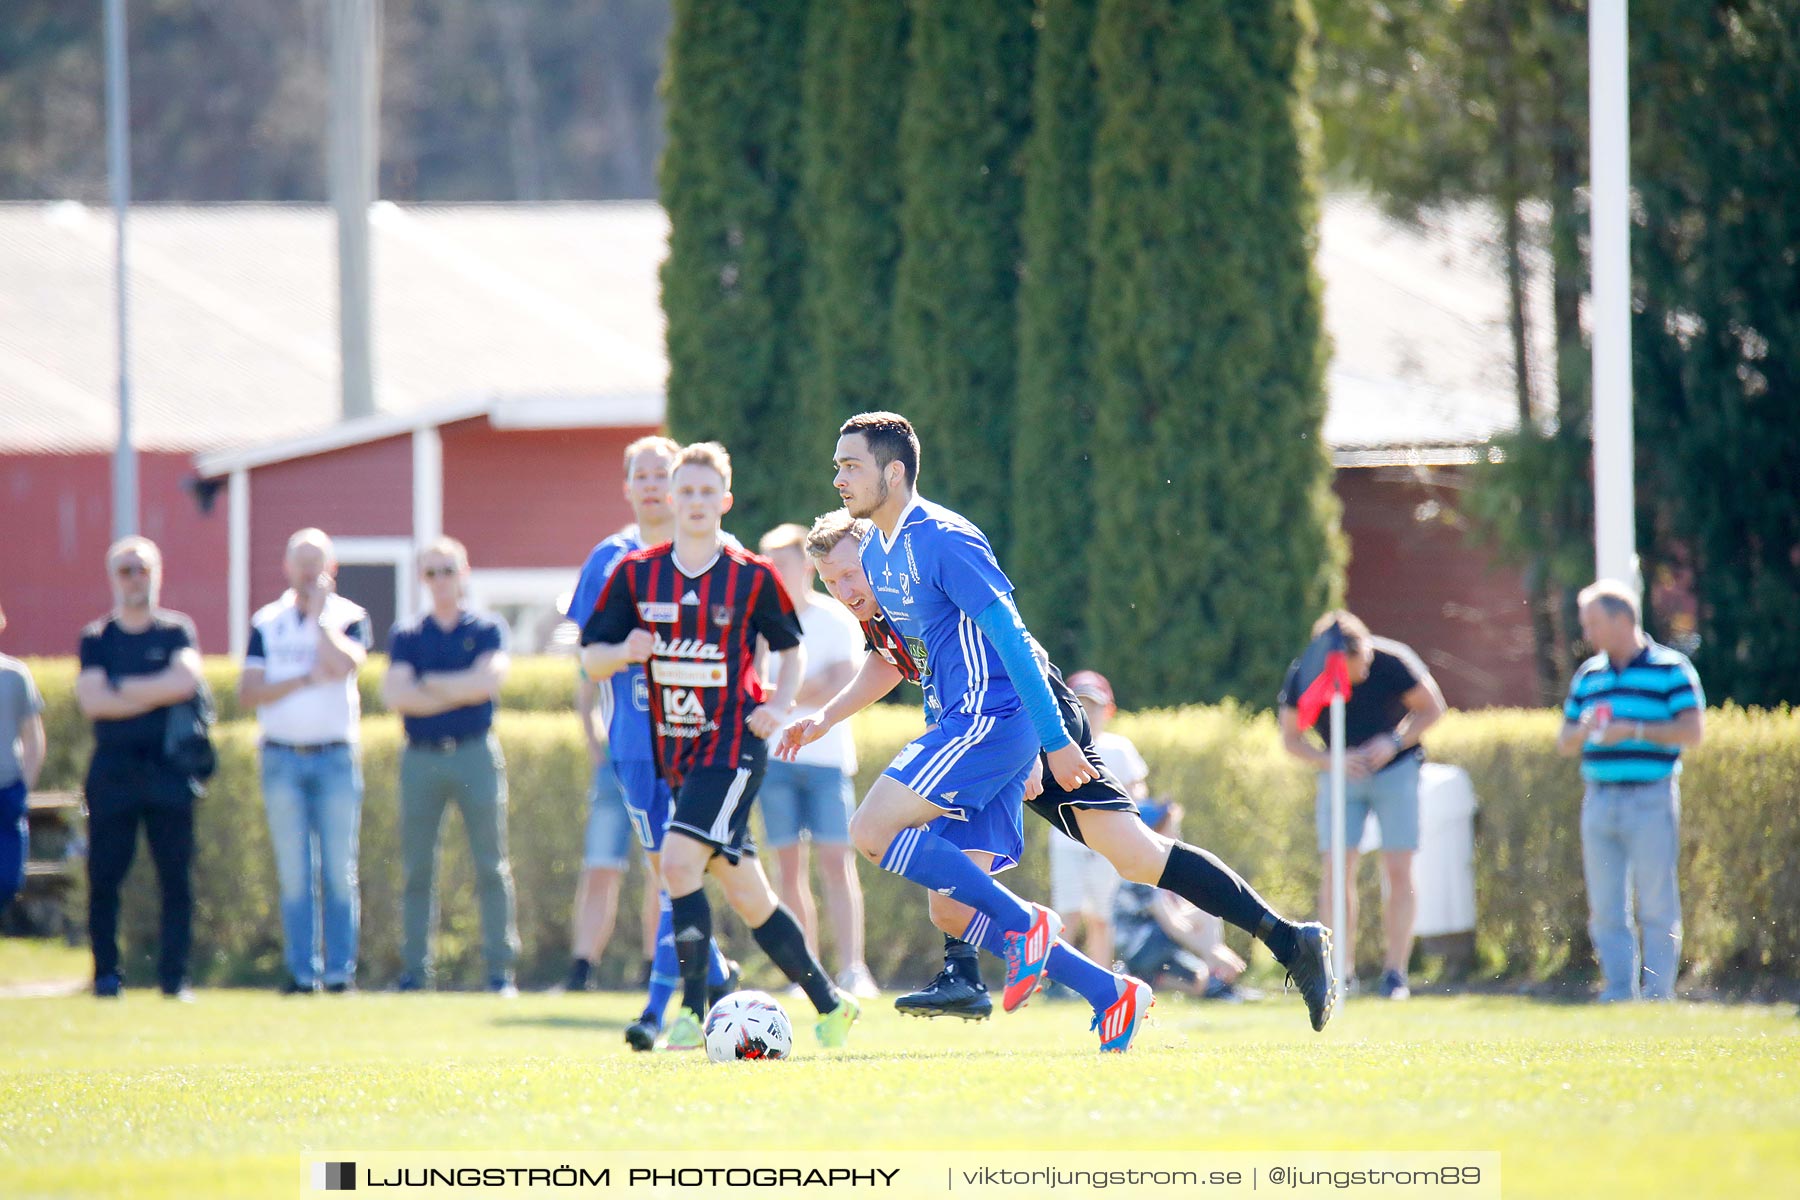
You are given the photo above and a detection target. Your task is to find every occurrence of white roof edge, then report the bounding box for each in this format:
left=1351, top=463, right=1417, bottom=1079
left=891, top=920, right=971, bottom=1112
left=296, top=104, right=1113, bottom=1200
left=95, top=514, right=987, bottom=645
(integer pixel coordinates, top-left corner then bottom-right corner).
left=194, top=395, right=492, bottom=477
left=194, top=392, right=667, bottom=477
left=1332, top=445, right=1494, bottom=469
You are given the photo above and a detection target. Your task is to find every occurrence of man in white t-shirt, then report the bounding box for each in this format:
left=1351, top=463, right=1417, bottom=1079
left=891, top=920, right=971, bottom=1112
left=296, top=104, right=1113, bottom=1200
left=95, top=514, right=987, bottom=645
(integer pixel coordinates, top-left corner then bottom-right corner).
left=1047, top=671, right=1141, bottom=973
left=238, top=529, right=373, bottom=994
left=758, top=524, right=878, bottom=998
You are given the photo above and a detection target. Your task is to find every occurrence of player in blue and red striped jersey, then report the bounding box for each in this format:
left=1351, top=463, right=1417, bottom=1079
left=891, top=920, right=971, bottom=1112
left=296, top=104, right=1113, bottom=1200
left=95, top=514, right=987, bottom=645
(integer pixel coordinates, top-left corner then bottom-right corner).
left=790, top=508, right=1336, bottom=1038
left=581, top=442, right=858, bottom=1052
left=779, top=412, right=1150, bottom=1052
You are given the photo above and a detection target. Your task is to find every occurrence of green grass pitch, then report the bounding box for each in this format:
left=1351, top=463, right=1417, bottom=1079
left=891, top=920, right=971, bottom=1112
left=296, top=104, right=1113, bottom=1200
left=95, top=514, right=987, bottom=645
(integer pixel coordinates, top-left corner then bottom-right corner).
left=3, top=942, right=1796, bottom=1200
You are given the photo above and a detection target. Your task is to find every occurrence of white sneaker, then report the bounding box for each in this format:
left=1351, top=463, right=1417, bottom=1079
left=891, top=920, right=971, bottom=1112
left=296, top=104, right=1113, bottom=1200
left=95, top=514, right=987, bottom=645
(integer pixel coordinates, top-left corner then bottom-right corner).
left=837, top=963, right=881, bottom=999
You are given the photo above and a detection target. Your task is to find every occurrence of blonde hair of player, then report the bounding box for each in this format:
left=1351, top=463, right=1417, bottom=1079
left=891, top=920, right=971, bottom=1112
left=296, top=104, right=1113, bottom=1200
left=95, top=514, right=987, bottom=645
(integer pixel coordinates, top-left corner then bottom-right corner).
left=671, top=441, right=733, bottom=490
left=802, top=509, right=868, bottom=560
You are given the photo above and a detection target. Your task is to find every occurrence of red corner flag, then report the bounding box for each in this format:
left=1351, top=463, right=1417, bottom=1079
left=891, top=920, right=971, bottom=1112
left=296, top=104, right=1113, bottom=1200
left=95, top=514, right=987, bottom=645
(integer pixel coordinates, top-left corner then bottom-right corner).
left=1294, top=620, right=1353, bottom=729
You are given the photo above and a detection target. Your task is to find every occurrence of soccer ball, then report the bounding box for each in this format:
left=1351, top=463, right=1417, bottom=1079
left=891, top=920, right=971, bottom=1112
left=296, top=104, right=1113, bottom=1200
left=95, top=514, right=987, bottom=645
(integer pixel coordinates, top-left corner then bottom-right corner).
left=703, top=990, right=793, bottom=1062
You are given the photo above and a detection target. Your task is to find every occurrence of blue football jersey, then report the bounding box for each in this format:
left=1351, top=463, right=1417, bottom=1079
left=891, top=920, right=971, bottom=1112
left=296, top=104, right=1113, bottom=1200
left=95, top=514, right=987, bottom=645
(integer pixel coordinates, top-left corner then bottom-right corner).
left=858, top=496, right=1022, bottom=724
left=569, top=528, right=654, bottom=763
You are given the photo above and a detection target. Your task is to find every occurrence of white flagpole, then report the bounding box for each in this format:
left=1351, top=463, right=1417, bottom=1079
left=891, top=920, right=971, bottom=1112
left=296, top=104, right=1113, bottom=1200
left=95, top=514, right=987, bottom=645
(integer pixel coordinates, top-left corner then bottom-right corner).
left=1329, top=691, right=1349, bottom=1002
left=1589, top=0, right=1637, bottom=592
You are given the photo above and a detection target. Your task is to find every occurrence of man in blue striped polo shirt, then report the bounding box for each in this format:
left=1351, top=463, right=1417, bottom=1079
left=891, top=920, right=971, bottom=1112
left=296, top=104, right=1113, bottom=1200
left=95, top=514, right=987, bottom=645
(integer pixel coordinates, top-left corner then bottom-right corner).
left=1556, top=579, right=1706, bottom=1002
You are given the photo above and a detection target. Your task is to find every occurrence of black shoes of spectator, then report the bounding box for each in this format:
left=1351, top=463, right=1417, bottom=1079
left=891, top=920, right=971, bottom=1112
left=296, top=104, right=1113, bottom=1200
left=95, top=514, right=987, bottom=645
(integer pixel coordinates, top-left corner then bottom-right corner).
left=1281, top=921, right=1336, bottom=1032
left=325, top=981, right=354, bottom=995
left=93, top=974, right=123, bottom=999
left=280, top=976, right=318, bottom=996
left=392, top=973, right=425, bottom=993
left=894, top=965, right=993, bottom=1021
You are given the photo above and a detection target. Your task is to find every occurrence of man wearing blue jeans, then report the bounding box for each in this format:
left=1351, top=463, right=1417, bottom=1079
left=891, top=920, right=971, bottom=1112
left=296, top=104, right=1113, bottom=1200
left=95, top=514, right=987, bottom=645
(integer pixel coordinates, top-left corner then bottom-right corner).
left=1558, top=579, right=1705, bottom=1002
left=239, top=529, right=373, bottom=994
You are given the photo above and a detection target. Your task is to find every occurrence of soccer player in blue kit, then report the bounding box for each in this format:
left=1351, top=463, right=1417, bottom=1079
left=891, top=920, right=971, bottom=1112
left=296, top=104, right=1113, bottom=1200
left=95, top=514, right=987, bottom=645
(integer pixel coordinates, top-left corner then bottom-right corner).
left=791, top=508, right=1337, bottom=1036
left=780, top=412, right=1152, bottom=1051
left=565, top=435, right=740, bottom=1050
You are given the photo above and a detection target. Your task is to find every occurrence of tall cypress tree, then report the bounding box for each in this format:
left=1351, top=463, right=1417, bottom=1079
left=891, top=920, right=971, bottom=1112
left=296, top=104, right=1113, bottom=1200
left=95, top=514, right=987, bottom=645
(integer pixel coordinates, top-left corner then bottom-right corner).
left=1012, top=0, right=1100, bottom=667
left=660, top=0, right=809, bottom=539
left=892, top=0, right=1036, bottom=557
left=795, top=0, right=910, bottom=514
left=1634, top=0, right=1800, bottom=705
left=1086, top=0, right=1342, bottom=705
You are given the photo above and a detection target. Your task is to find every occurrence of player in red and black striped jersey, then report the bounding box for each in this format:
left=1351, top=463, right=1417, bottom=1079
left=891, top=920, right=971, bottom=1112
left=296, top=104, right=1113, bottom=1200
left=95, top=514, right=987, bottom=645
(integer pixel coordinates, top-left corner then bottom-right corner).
left=580, top=443, right=859, bottom=1051
left=585, top=539, right=798, bottom=787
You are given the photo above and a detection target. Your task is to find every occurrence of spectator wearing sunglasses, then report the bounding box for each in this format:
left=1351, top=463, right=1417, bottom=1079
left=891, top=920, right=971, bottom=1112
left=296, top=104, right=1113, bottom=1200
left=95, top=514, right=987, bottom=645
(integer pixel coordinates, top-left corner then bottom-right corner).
left=74, top=537, right=205, bottom=1000
left=381, top=538, right=517, bottom=994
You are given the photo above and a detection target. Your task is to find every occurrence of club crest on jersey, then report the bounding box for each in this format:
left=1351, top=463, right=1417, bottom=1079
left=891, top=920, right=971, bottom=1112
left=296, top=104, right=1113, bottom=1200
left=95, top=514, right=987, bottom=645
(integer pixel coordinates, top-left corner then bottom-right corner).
left=710, top=605, right=735, bottom=627
left=638, top=602, right=679, bottom=623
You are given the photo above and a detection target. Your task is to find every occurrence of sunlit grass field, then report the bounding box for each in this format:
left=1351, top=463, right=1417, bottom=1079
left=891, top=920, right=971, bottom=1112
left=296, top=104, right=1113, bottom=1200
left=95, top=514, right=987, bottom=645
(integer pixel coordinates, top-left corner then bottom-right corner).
left=2, top=939, right=1795, bottom=1199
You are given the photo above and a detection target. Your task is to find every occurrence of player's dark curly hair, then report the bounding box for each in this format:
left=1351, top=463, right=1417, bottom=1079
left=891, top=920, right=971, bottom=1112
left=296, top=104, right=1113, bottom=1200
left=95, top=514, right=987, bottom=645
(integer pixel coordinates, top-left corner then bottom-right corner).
left=839, top=411, right=920, bottom=488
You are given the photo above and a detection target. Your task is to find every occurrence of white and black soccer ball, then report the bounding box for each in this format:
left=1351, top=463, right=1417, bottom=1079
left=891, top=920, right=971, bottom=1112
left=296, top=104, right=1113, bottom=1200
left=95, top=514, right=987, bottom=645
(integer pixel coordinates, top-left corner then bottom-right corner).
left=703, top=990, right=793, bottom=1062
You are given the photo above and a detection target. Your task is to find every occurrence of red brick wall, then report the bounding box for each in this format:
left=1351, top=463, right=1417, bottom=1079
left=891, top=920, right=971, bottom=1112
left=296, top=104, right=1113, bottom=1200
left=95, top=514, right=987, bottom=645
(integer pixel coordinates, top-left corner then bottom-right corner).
left=441, top=420, right=653, bottom=569
left=0, top=451, right=228, bottom=654
left=247, top=435, right=413, bottom=608
left=1336, top=466, right=1539, bottom=710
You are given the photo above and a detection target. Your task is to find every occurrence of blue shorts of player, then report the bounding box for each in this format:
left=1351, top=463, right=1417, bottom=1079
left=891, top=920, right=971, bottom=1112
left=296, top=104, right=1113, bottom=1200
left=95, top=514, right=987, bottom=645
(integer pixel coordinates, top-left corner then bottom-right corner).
left=611, top=757, right=675, bottom=854
left=881, top=709, right=1036, bottom=872
left=1314, top=754, right=1421, bottom=853
left=760, top=762, right=854, bottom=848
left=583, top=760, right=633, bottom=869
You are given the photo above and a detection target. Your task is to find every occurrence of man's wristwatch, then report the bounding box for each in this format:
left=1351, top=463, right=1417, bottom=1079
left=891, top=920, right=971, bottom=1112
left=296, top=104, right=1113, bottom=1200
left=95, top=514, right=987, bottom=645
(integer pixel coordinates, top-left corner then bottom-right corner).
left=1389, top=731, right=1406, bottom=754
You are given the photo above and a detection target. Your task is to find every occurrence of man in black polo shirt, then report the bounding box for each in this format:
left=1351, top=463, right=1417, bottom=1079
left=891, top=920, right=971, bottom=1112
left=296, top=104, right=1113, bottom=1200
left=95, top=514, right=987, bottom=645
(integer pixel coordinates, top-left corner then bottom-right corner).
left=75, top=537, right=206, bottom=999
left=1279, top=609, right=1447, bottom=1000
left=382, top=537, right=518, bottom=994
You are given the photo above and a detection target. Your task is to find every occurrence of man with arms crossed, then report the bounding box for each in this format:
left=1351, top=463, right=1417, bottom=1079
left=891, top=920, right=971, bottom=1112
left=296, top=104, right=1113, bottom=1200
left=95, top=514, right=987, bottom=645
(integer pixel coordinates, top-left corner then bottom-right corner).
left=582, top=443, right=858, bottom=1051
left=76, top=537, right=206, bottom=999
left=782, top=413, right=1153, bottom=1052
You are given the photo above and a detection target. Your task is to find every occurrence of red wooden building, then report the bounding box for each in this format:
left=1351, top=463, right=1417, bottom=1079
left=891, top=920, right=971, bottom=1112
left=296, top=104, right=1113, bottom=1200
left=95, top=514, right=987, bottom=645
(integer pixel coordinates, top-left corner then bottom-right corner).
left=193, top=398, right=656, bottom=655
left=2, top=198, right=1550, bottom=706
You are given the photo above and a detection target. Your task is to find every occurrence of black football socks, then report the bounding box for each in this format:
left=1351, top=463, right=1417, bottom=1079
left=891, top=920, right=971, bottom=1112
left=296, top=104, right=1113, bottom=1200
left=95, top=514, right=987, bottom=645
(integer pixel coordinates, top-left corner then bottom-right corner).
left=1159, top=842, right=1301, bottom=964
left=753, top=905, right=839, bottom=1014
left=944, top=934, right=982, bottom=982
left=669, top=889, right=713, bottom=1017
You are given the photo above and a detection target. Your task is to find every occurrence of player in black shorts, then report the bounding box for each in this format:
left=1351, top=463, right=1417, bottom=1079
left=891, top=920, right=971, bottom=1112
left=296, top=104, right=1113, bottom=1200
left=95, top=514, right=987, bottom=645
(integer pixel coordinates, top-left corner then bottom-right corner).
left=581, top=443, right=859, bottom=1052
left=799, top=509, right=1335, bottom=1032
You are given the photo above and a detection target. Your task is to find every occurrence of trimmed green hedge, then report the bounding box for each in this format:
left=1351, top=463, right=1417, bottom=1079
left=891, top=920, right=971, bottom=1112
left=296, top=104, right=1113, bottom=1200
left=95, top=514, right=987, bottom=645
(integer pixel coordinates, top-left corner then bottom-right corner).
left=24, top=656, right=585, bottom=792
left=32, top=683, right=1800, bottom=990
